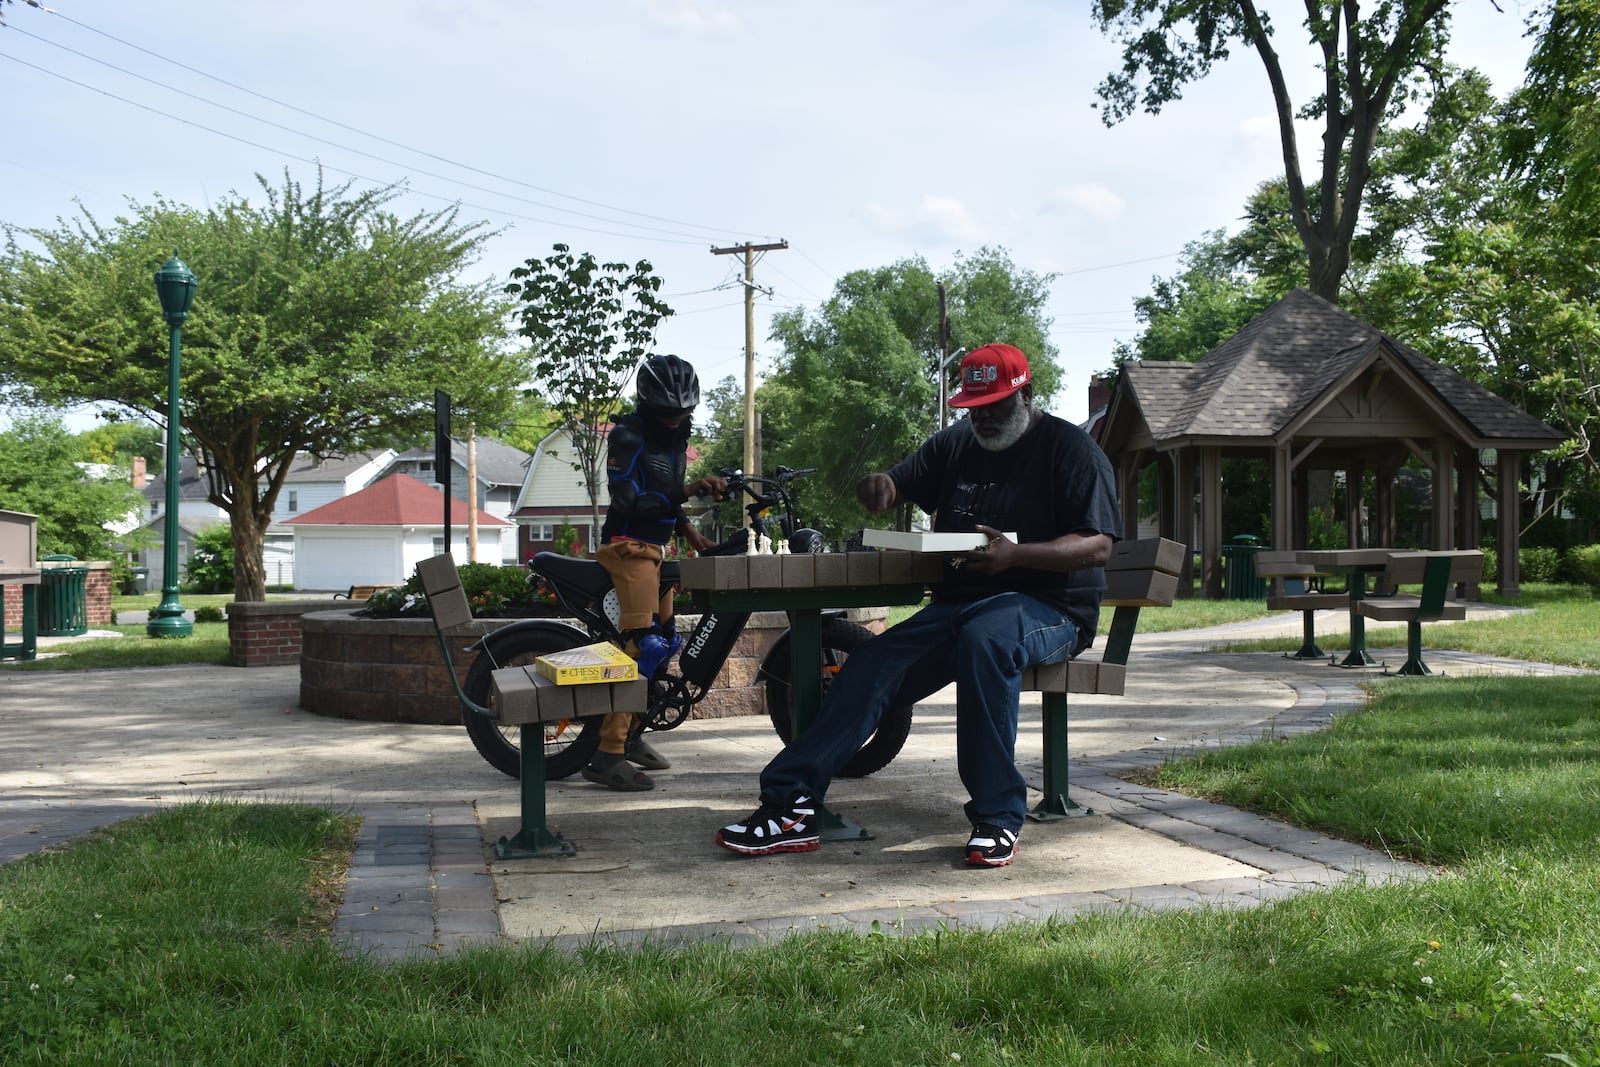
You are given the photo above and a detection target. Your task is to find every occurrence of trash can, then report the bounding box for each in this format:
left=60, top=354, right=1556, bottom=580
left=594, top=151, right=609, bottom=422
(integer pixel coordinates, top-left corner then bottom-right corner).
left=1221, top=534, right=1266, bottom=600
left=121, top=567, right=149, bottom=596
left=39, top=554, right=89, bottom=636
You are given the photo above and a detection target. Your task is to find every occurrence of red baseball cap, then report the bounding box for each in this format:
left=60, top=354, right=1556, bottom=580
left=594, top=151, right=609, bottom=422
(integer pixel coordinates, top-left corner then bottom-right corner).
left=948, top=343, right=1031, bottom=408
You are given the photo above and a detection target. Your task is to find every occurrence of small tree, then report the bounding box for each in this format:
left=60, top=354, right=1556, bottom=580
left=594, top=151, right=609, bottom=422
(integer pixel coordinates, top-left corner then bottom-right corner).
left=505, top=244, right=674, bottom=540
left=0, top=413, right=145, bottom=562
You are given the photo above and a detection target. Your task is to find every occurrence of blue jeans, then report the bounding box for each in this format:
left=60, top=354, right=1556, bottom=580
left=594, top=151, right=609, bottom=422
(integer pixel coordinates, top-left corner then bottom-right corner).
left=759, top=593, right=1080, bottom=834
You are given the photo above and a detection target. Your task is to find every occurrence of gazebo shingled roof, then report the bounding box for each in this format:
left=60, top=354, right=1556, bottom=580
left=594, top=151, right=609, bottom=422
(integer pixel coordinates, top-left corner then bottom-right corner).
left=1099, top=288, right=1563, bottom=598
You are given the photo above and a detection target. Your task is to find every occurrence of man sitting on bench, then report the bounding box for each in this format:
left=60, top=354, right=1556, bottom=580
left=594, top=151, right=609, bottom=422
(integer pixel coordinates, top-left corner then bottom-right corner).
left=714, top=344, right=1122, bottom=868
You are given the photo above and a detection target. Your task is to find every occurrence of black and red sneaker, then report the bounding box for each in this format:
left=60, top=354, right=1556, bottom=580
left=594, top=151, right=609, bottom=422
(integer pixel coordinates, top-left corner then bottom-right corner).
left=716, top=794, right=821, bottom=856
left=965, top=823, right=1018, bottom=868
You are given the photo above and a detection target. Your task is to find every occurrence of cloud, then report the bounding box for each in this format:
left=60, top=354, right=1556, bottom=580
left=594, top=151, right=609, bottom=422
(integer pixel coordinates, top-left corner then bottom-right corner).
left=859, top=194, right=985, bottom=245
left=642, top=0, right=744, bottom=36
left=1040, top=183, right=1125, bottom=224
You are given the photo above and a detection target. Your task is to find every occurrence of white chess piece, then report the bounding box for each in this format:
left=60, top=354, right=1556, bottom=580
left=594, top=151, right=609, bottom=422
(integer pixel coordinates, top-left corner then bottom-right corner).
left=745, top=528, right=759, bottom=556
left=775, top=536, right=790, bottom=555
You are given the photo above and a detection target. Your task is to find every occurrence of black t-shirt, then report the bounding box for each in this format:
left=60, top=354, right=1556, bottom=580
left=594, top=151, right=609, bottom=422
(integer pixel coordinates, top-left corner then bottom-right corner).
left=887, top=412, right=1122, bottom=646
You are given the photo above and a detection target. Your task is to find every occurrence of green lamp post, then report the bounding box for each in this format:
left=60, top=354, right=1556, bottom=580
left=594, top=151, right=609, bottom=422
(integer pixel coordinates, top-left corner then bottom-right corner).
left=147, top=252, right=196, bottom=639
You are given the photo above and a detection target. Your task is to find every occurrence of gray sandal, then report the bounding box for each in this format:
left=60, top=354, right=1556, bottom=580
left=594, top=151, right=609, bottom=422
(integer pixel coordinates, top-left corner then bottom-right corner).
left=626, top=737, right=671, bottom=770
left=581, top=761, right=655, bottom=792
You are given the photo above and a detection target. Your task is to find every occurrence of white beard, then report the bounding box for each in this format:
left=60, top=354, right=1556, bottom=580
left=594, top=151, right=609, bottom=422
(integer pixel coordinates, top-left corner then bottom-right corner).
left=972, top=403, right=1032, bottom=452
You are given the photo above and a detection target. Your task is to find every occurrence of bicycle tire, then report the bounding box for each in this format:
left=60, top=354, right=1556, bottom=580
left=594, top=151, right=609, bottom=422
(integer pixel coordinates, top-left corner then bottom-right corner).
left=764, top=618, right=913, bottom=778
left=461, top=625, right=603, bottom=780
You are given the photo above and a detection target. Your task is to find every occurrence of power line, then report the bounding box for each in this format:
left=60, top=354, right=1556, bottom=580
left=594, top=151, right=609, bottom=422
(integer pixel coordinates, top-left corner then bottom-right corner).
left=36, top=6, right=780, bottom=244
left=6, top=24, right=734, bottom=244
left=0, top=51, right=714, bottom=246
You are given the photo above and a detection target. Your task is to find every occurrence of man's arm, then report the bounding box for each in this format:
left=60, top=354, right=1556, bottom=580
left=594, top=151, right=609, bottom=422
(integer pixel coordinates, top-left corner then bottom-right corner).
left=960, top=525, right=1114, bottom=577
left=856, top=472, right=900, bottom=513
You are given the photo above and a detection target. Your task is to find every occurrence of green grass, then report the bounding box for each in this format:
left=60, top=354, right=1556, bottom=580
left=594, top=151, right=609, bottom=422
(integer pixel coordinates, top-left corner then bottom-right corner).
left=0, top=623, right=234, bottom=670
left=7, top=720, right=1600, bottom=1065
left=9, top=589, right=1600, bottom=1062
left=1221, top=582, right=1600, bottom=669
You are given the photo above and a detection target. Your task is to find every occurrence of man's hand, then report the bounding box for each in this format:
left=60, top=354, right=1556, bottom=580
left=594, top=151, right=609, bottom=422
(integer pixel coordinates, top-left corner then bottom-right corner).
left=856, top=472, right=898, bottom=513
left=959, top=525, right=1017, bottom=576
left=683, top=527, right=715, bottom=554
left=689, top=474, right=728, bottom=501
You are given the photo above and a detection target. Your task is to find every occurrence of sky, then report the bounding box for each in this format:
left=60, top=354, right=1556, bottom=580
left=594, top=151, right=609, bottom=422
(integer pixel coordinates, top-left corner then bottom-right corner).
left=0, top=0, right=1546, bottom=438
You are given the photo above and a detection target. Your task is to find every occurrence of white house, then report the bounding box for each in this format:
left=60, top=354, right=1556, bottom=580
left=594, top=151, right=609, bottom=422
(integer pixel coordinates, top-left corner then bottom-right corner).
left=507, top=425, right=617, bottom=558
left=136, top=456, right=229, bottom=589
left=285, top=473, right=510, bottom=590
left=382, top=436, right=530, bottom=564
left=262, top=450, right=396, bottom=587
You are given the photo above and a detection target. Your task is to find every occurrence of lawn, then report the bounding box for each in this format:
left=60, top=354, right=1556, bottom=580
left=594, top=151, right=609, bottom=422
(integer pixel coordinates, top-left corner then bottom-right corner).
left=5, top=590, right=1599, bottom=1063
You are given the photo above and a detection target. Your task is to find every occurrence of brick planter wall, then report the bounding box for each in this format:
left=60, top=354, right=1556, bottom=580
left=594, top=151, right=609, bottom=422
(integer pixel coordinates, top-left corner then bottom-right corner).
left=227, top=599, right=343, bottom=666
left=291, top=607, right=888, bottom=725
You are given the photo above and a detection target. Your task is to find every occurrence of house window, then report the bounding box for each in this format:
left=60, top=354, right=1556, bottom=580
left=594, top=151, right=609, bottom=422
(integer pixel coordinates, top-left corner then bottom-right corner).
left=432, top=536, right=445, bottom=555
left=287, top=490, right=298, bottom=513
left=150, top=502, right=159, bottom=518
left=418, top=460, right=433, bottom=474
left=527, top=523, right=557, bottom=540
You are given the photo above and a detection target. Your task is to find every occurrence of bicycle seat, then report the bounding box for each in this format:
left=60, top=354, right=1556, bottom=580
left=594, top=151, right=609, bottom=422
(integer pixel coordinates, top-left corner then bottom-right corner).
left=530, top=553, right=611, bottom=600
left=531, top=551, right=681, bottom=596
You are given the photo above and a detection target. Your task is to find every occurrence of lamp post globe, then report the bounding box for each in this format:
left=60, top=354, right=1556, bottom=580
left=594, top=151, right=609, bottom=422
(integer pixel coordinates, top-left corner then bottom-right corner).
left=147, top=252, right=195, bottom=638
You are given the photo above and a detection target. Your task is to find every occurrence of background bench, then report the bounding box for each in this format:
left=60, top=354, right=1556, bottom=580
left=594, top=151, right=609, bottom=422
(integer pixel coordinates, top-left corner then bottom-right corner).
left=1256, top=549, right=1347, bottom=660
left=1357, top=550, right=1485, bottom=675
left=333, top=583, right=399, bottom=601
left=1024, top=536, right=1184, bottom=820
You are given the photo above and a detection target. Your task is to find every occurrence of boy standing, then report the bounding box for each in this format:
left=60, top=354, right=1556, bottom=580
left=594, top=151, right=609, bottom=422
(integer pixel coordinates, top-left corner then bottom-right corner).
left=585, top=354, right=726, bottom=791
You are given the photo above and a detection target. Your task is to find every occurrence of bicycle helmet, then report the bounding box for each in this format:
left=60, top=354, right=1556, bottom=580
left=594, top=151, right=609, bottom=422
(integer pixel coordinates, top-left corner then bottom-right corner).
left=636, top=354, right=700, bottom=413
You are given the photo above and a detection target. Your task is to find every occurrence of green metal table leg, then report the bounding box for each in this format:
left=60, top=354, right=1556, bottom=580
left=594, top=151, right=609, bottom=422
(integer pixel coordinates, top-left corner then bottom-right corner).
left=787, top=607, right=874, bottom=842
left=495, top=722, right=576, bottom=859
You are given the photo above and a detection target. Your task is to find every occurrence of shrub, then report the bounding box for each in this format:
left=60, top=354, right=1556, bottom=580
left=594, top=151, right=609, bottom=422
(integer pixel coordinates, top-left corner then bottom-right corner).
left=193, top=605, right=225, bottom=624
left=1521, top=546, right=1563, bottom=583
left=362, top=563, right=539, bottom=618
left=1566, top=544, right=1600, bottom=586
left=182, top=524, right=235, bottom=593
left=1479, top=546, right=1497, bottom=583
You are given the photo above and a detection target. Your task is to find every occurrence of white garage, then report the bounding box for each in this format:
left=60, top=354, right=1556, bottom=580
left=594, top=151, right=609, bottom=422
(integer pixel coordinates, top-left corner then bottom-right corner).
left=286, top=473, right=511, bottom=591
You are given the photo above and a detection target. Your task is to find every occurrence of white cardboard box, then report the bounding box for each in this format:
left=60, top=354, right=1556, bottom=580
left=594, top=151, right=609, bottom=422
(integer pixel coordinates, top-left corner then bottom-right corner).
left=862, top=529, right=1018, bottom=552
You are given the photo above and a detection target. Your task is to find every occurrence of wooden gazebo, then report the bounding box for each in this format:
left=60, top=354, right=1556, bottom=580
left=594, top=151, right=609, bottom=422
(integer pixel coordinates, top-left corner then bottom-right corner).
left=1096, top=289, right=1564, bottom=598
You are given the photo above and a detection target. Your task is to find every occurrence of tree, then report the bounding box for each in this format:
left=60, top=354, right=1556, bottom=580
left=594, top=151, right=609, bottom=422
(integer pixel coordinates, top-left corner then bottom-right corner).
left=0, top=414, right=145, bottom=562
left=0, top=171, right=521, bottom=601
left=79, top=419, right=165, bottom=479
left=759, top=248, right=1061, bottom=541
left=504, top=244, right=674, bottom=541
left=1092, top=0, right=1458, bottom=301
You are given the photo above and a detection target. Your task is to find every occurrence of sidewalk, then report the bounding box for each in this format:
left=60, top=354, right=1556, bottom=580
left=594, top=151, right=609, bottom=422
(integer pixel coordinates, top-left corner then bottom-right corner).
left=1, top=602, right=1577, bottom=960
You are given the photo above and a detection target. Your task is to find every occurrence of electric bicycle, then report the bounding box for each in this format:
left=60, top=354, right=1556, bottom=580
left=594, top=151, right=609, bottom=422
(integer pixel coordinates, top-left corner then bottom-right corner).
left=457, top=466, right=915, bottom=781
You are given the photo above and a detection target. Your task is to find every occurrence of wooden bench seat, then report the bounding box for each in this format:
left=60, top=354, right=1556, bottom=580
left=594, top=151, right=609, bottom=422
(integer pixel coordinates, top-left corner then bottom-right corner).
left=1356, top=550, right=1484, bottom=675
left=1257, top=550, right=1347, bottom=660
left=1023, top=536, right=1184, bottom=820
left=333, top=583, right=399, bottom=601
left=416, top=553, right=635, bottom=859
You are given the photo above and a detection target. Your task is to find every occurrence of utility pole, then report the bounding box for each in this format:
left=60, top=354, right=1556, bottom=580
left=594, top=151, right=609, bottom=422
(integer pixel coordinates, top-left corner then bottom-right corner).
left=711, top=240, right=787, bottom=481
left=467, top=422, right=478, bottom=563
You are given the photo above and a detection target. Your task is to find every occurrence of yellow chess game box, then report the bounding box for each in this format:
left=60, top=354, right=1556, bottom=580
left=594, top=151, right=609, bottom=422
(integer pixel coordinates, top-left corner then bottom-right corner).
left=533, top=641, right=640, bottom=685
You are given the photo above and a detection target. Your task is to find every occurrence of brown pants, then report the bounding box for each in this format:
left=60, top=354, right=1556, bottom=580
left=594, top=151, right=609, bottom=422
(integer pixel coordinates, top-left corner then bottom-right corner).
left=595, top=540, right=675, bottom=755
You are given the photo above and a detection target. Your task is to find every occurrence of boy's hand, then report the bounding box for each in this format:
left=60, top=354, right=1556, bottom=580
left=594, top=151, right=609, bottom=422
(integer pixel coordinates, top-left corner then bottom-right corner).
left=689, top=474, right=728, bottom=501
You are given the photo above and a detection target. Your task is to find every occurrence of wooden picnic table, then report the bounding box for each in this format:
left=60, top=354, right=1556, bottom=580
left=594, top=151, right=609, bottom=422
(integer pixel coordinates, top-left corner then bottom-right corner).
left=1294, top=548, right=1396, bottom=667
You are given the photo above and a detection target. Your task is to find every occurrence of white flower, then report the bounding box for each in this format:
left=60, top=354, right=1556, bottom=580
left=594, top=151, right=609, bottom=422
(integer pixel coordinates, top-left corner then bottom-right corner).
left=1577, top=966, right=1591, bottom=976
left=63, top=974, right=75, bottom=984
left=29, top=983, right=39, bottom=992
left=1510, top=992, right=1524, bottom=1003
left=1420, top=976, right=1433, bottom=986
